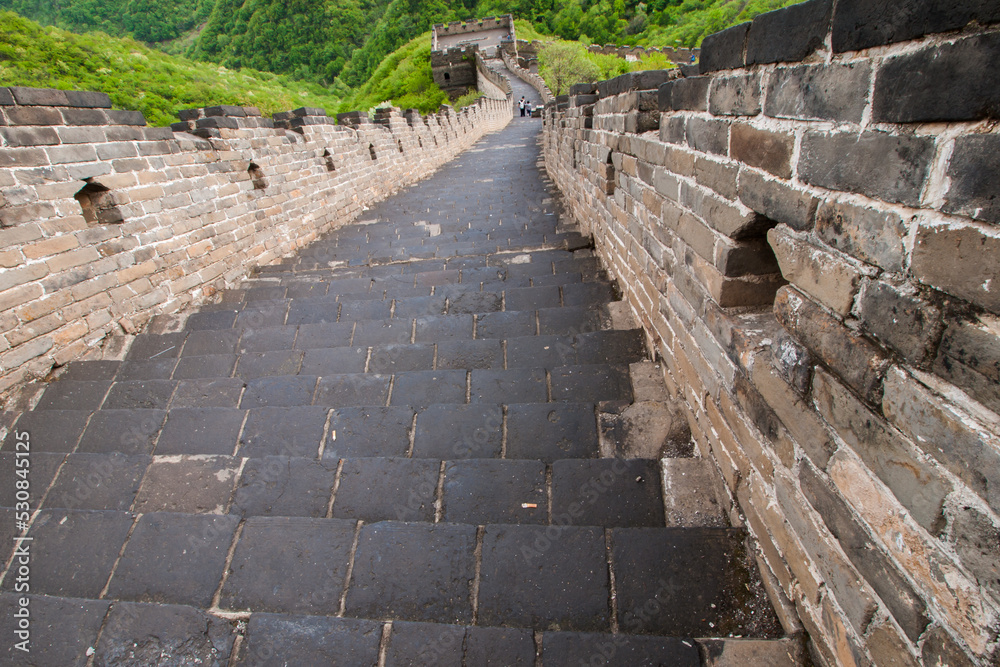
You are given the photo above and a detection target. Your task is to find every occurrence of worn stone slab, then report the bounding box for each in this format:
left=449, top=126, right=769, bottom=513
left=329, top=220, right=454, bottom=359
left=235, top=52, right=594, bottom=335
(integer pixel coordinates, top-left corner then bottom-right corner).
left=155, top=407, right=244, bottom=456
left=542, top=631, right=701, bottom=666
left=333, top=457, right=439, bottom=522
left=314, top=374, right=391, bottom=407
left=470, top=368, right=547, bottom=403
left=368, top=343, right=435, bottom=373
left=550, top=364, right=633, bottom=403
left=94, top=601, right=236, bottom=667
left=507, top=334, right=577, bottom=368
left=237, top=326, right=298, bottom=353
left=384, top=620, right=465, bottom=667
left=325, top=406, right=412, bottom=459
left=116, top=358, right=179, bottom=381
left=234, top=350, right=303, bottom=378
left=239, top=405, right=327, bottom=458
left=4, top=409, right=91, bottom=452
left=435, top=339, right=504, bottom=369
left=125, top=333, right=186, bottom=361
left=77, top=409, right=166, bottom=455
left=237, top=613, right=382, bottom=666
left=170, top=378, right=246, bottom=408
left=353, top=319, right=413, bottom=345
left=551, top=459, right=665, bottom=528
left=107, top=512, right=239, bottom=606
left=413, top=403, right=502, bottom=459
left=240, top=375, right=318, bottom=408
left=34, top=380, right=111, bottom=411
left=0, top=594, right=110, bottom=667
left=345, top=521, right=477, bottom=624
left=133, top=455, right=240, bottom=514
left=414, top=314, right=474, bottom=341
left=4, top=509, right=132, bottom=598
left=506, top=402, right=600, bottom=461
left=390, top=370, right=467, bottom=405
left=661, top=458, right=729, bottom=527
left=181, top=330, right=241, bottom=356
left=0, top=452, right=62, bottom=510
left=220, top=516, right=356, bottom=615
left=443, top=459, right=547, bottom=525
left=232, top=456, right=338, bottom=518
left=102, top=380, right=176, bottom=410
left=45, top=452, right=149, bottom=511
left=478, top=523, right=610, bottom=631
left=294, top=322, right=355, bottom=349
left=475, top=311, right=536, bottom=338
left=172, top=354, right=238, bottom=379
left=299, top=347, right=367, bottom=375
left=465, top=626, right=537, bottom=666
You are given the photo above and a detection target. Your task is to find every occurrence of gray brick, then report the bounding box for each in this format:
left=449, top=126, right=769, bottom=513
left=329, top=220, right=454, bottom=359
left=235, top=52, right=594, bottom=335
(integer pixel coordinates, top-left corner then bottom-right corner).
left=765, top=63, right=871, bottom=123
left=911, top=221, right=1000, bottom=314
left=815, top=199, right=906, bottom=273
left=63, top=90, right=112, bottom=108
left=45, top=144, right=99, bottom=165
left=709, top=73, right=761, bottom=116
left=746, top=0, right=832, bottom=65
left=799, top=130, right=934, bottom=207
left=659, top=76, right=710, bottom=112
left=9, top=87, right=70, bottom=106
left=858, top=279, right=944, bottom=366
left=5, top=106, right=63, bottom=125
left=943, top=134, right=1000, bottom=224
left=736, top=169, right=816, bottom=231
left=730, top=124, right=793, bottom=179
left=699, top=22, right=750, bottom=73
left=60, top=108, right=109, bottom=125
left=832, top=0, right=1000, bottom=52
left=685, top=117, right=729, bottom=156
left=0, top=126, right=60, bottom=147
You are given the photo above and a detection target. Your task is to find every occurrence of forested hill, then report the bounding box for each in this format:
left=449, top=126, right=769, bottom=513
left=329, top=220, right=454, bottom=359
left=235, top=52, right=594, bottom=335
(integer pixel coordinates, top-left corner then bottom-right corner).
left=2, top=0, right=804, bottom=90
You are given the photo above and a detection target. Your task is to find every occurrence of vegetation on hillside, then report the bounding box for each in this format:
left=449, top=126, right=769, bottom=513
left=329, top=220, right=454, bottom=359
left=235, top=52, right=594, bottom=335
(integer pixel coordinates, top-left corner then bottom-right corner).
left=337, top=33, right=448, bottom=115
left=0, top=11, right=340, bottom=126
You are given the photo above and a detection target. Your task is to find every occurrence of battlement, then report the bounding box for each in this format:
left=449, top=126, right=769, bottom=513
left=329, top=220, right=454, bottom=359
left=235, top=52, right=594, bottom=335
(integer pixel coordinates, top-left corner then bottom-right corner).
left=431, top=14, right=515, bottom=56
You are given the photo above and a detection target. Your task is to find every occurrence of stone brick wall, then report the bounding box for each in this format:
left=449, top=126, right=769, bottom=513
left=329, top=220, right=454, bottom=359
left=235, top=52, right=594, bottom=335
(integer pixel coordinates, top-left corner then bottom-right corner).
left=431, top=46, right=480, bottom=97
left=539, top=0, right=1000, bottom=664
left=0, top=88, right=511, bottom=396
left=501, top=49, right=554, bottom=104
left=587, top=43, right=700, bottom=65
left=475, top=54, right=512, bottom=100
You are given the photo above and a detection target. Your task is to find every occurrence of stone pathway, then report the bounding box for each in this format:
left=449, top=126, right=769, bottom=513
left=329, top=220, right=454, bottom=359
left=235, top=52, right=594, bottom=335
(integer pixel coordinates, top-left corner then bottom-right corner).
left=0, top=68, right=795, bottom=666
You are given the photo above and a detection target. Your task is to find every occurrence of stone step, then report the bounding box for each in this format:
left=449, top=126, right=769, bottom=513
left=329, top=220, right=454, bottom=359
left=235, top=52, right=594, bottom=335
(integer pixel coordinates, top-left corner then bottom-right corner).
left=0, top=593, right=801, bottom=665
left=1, top=514, right=780, bottom=640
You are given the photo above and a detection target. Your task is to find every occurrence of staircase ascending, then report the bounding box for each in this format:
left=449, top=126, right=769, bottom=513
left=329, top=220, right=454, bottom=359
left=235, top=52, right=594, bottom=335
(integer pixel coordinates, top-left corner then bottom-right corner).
left=0, top=71, right=804, bottom=666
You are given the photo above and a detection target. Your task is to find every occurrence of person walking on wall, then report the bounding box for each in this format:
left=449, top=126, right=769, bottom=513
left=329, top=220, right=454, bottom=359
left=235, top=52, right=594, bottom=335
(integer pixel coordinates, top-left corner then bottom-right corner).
left=525, top=100, right=532, bottom=117
left=519, top=97, right=526, bottom=117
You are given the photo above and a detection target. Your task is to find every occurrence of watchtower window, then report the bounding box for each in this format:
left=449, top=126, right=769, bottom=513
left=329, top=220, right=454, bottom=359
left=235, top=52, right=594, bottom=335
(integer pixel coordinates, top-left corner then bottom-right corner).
left=75, top=181, right=123, bottom=225
left=369, top=144, right=377, bottom=161
left=248, top=162, right=267, bottom=190
left=323, top=149, right=336, bottom=172
left=444, top=72, right=451, bottom=80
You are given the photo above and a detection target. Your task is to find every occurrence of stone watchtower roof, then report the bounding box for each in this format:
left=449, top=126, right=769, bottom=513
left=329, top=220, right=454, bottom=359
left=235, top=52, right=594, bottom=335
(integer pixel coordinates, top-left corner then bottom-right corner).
left=431, top=14, right=515, bottom=53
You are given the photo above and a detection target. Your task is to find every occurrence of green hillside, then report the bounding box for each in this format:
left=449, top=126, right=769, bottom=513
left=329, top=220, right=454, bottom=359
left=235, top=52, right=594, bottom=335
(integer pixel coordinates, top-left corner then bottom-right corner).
left=0, top=11, right=341, bottom=126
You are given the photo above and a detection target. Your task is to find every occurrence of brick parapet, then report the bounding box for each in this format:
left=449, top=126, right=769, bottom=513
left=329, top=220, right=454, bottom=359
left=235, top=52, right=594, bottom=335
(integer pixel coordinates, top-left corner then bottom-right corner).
left=502, top=49, right=554, bottom=104
left=0, top=90, right=512, bottom=397
left=543, top=1, right=1000, bottom=664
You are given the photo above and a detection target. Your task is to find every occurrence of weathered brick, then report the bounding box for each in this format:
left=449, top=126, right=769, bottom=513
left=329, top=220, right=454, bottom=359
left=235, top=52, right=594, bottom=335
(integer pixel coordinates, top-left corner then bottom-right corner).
left=858, top=280, right=943, bottom=366
left=799, top=131, right=934, bottom=207
left=8, top=87, right=70, bottom=106
left=659, top=77, right=710, bottom=112
left=681, top=181, right=767, bottom=239
left=745, top=0, right=832, bottom=65
left=768, top=226, right=862, bottom=316
left=737, top=169, right=817, bottom=231
left=685, top=117, right=729, bottom=156
left=832, top=0, right=1000, bottom=53
left=730, top=125, right=793, bottom=179
left=63, top=90, right=112, bottom=108
left=883, top=366, right=1000, bottom=514
left=815, top=199, right=906, bottom=274
left=799, top=461, right=930, bottom=642
left=919, top=625, right=976, bottom=667
left=774, top=286, right=890, bottom=404
left=866, top=616, right=919, bottom=667
left=0, top=147, right=49, bottom=167
left=765, top=63, right=871, bottom=123
left=0, top=126, right=60, bottom=147
left=0, top=202, right=58, bottom=228
left=659, top=115, right=686, bottom=144
left=45, top=144, right=99, bottom=165
left=911, top=219, right=1000, bottom=314
left=59, top=108, right=109, bottom=126
left=946, top=504, right=1000, bottom=606
left=0, top=336, right=53, bottom=370
left=812, top=368, right=951, bottom=534
left=934, top=313, right=1000, bottom=413
left=709, top=73, right=761, bottom=116
left=22, top=234, right=80, bottom=259
left=105, top=109, right=147, bottom=126
left=0, top=88, right=13, bottom=105
left=942, top=134, right=1000, bottom=225
left=55, top=126, right=107, bottom=144
left=694, top=156, right=737, bottom=200
left=5, top=106, right=64, bottom=125
left=872, top=33, right=1000, bottom=123
left=699, top=22, right=750, bottom=73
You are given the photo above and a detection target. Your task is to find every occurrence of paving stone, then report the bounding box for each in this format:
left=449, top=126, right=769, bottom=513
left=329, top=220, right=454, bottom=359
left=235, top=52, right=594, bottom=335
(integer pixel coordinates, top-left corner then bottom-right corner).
left=170, top=378, right=246, bottom=408
left=443, top=459, right=546, bottom=524
left=220, top=516, right=356, bottom=615
left=0, top=594, right=110, bottom=667
left=477, top=523, right=610, bottom=631
left=0, top=452, right=62, bottom=510
left=541, top=631, right=701, bottom=666
left=551, top=459, right=665, bottom=527
left=186, top=309, right=238, bottom=330
left=133, top=455, right=240, bottom=514
left=237, top=326, right=297, bottom=353
left=314, top=374, right=391, bottom=406
left=102, top=380, right=176, bottom=410
left=563, top=282, right=616, bottom=307
left=384, top=620, right=465, bottom=667
left=172, top=354, right=238, bottom=379
left=3, top=509, right=132, bottom=598
left=339, top=298, right=392, bottom=321
left=234, top=350, right=303, bottom=378
left=538, top=306, right=602, bottom=335
left=345, top=521, right=476, bottom=624
left=3, top=409, right=91, bottom=452
left=57, top=360, right=120, bottom=381
left=476, top=311, right=536, bottom=338
left=354, top=318, right=412, bottom=345
left=435, top=338, right=503, bottom=369
left=506, top=402, right=599, bottom=461
left=239, top=406, right=328, bottom=457
left=34, top=380, right=111, bottom=411
left=575, top=329, right=646, bottom=365
left=232, top=456, right=338, bottom=518
left=333, top=457, right=439, bottom=522
left=550, top=364, right=633, bottom=403
left=235, top=303, right=290, bottom=329
left=294, top=322, right=354, bottom=349
left=155, top=407, right=244, bottom=456
left=464, top=626, right=537, bottom=666
left=77, top=409, right=166, bottom=454
left=368, top=343, right=435, bottom=373
left=507, top=334, right=577, bottom=368
left=414, top=314, right=473, bottom=341
left=285, top=298, right=340, bottom=325
left=107, top=512, right=239, bottom=606
left=116, top=357, right=179, bottom=381
left=236, top=613, right=382, bottom=666
left=181, top=329, right=241, bottom=356
left=470, top=368, right=547, bottom=403
left=392, top=295, right=449, bottom=318
left=240, top=375, right=317, bottom=408
left=412, top=403, right=503, bottom=459
left=390, top=369, right=467, bottom=405
left=94, top=601, right=236, bottom=667
left=612, top=527, right=781, bottom=637
left=125, top=333, right=186, bottom=361
left=324, top=406, right=412, bottom=458
left=45, top=452, right=149, bottom=511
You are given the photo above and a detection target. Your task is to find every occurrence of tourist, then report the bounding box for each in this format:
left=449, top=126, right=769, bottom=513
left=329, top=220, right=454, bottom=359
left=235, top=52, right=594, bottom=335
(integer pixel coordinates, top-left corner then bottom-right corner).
left=519, top=96, right=525, bottom=117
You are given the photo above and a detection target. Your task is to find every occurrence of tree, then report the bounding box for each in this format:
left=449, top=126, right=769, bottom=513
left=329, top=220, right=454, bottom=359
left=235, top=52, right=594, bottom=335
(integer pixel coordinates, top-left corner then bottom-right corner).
left=538, top=41, right=600, bottom=96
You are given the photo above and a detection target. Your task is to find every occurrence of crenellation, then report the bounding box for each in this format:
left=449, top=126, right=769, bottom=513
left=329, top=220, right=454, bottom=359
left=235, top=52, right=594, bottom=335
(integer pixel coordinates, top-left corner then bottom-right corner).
left=539, top=1, right=1000, bottom=663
